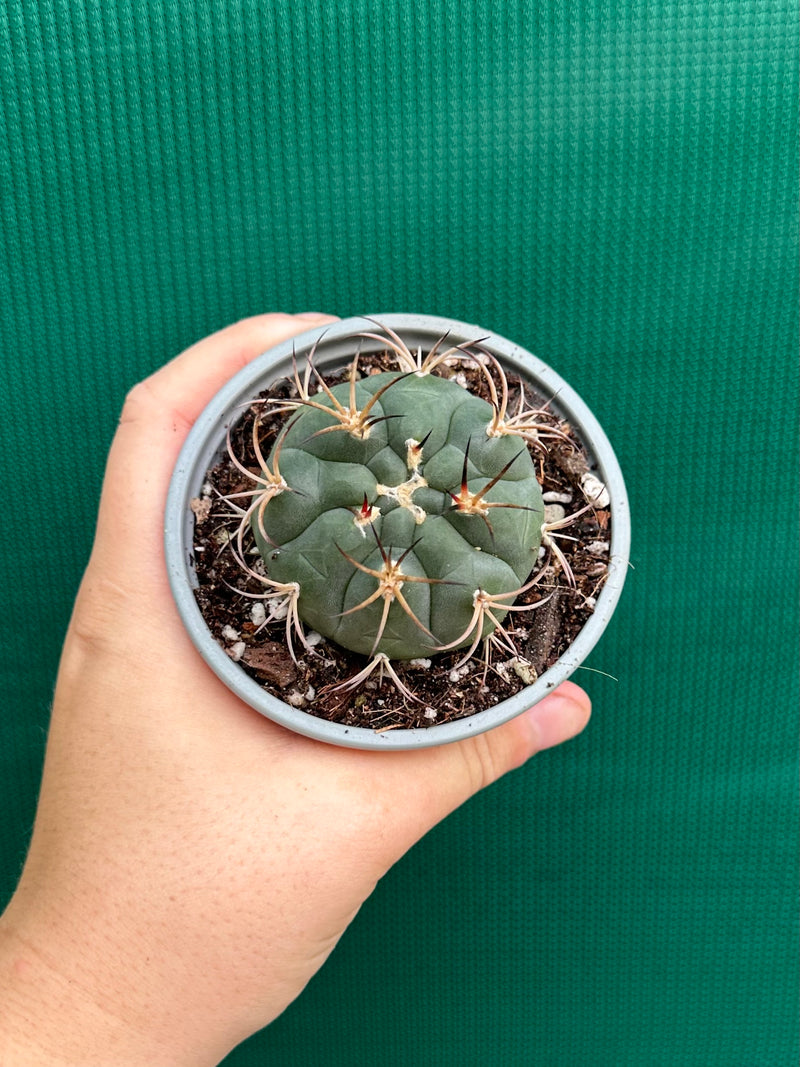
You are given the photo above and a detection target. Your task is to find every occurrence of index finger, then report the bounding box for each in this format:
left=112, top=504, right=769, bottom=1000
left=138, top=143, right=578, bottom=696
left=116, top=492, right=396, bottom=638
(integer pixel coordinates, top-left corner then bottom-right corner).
left=127, top=313, right=339, bottom=430
left=88, top=313, right=338, bottom=582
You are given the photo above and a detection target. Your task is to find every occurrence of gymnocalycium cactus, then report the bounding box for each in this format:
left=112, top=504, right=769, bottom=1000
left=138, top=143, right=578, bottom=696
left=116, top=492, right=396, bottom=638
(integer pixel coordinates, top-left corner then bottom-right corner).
left=227, top=323, right=580, bottom=699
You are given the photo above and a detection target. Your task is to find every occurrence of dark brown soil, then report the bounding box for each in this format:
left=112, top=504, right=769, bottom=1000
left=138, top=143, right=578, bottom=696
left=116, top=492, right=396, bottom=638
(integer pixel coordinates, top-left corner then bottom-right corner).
left=190, top=352, right=610, bottom=731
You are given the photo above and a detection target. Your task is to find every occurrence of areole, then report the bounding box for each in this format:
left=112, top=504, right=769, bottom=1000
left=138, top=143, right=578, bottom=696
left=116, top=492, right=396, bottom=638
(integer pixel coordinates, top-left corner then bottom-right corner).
left=165, top=314, right=630, bottom=750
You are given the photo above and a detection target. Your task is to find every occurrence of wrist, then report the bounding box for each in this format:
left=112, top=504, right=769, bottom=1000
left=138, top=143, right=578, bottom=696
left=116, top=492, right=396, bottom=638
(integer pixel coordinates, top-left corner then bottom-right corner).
left=0, top=903, right=218, bottom=1067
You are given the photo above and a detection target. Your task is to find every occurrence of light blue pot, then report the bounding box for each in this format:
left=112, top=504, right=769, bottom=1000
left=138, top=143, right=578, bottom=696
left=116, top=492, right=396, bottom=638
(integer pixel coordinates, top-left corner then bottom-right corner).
left=165, top=314, right=630, bottom=750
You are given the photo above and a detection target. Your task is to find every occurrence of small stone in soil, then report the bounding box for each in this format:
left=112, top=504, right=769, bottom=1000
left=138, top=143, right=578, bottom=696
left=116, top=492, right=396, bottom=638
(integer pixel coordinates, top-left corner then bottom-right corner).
left=190, top=496, right=213, bottom=522
left=241, top=643, right=298, bottom=687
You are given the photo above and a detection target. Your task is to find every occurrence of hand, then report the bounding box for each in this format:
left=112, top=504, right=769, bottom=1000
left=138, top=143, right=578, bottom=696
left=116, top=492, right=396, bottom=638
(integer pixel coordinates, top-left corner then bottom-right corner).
left=0, top=313, right=591, bottom=1066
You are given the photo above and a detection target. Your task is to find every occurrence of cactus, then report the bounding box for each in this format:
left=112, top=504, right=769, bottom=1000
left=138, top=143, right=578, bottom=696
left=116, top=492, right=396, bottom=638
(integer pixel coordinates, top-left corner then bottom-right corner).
left=228, top=326, right=557, bottom=688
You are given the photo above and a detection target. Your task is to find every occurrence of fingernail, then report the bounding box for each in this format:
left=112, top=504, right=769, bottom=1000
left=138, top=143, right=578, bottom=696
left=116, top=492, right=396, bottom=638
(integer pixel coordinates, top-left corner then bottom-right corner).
left=295, top=311, right=339, bottom=322
left=523, top=684, right=592, bottom=753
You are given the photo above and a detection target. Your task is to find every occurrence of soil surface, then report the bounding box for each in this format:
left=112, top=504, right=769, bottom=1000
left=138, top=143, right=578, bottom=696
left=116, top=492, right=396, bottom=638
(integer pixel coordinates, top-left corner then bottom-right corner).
left=190, top=351, right=611, bottom=731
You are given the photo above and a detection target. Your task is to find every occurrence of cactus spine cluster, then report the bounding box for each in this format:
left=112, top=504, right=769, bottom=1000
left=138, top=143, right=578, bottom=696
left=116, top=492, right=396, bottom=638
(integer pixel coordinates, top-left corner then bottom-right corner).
left=234, top=325, right=549, bottom=677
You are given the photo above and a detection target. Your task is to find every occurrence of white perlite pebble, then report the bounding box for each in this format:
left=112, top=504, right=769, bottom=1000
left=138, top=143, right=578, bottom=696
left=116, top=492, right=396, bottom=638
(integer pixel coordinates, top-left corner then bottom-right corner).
left=543, top=503, right=566, bottom=524
left=448, top=664, right=471, bottom=683
left=424, top=708, right=438, bottom=720
left=250, top=602, right=267, bottom=626
left=269, top=598, right=289, bottom=621
left=221, top=624, right=240, bottom=642
left=409, top=658, right=432, bottom=669
left=227, top=641, right=246, bottom=662
left=511, top=658, right=537, bottom=684
left=305, top=630, right=324, bottom=647
left=495, top=660, right=512, bottom=682
left=587, top=540, right=610, bottom=555
left=581, top=472, right=610, bottom=508
left=542, top=490, right=573, bottom=504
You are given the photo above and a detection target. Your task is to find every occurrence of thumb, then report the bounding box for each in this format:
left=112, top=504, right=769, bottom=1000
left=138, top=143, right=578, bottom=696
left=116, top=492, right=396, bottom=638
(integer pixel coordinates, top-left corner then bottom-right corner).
left=359, top=680, right=592, bottom=861
left=441, top=679, right=592, bottom=795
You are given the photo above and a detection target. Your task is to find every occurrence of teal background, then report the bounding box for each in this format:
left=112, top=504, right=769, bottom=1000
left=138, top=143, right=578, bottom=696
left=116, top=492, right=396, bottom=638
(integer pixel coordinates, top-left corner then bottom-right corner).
left=1, top=2, right=797, bottom=1064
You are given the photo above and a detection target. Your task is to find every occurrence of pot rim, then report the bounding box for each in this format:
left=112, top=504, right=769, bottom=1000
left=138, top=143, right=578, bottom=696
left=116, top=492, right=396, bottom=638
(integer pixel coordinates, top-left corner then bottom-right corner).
left=165, top=313, right=630, bottom=749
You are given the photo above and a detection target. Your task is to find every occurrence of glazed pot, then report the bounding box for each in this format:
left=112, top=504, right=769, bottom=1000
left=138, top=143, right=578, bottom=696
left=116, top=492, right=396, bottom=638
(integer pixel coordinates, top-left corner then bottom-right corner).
left=165, top=314, right=630, bottom=750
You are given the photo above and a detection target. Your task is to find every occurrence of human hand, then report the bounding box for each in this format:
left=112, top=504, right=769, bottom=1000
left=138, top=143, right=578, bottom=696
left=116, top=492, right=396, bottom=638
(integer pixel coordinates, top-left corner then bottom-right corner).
left=0, top=313, right=591, bottom=1066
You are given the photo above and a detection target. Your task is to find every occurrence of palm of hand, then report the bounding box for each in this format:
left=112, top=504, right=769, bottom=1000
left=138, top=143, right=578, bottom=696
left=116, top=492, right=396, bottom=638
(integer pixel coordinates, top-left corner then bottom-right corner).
left=1, top=313, right=590, bottom=1065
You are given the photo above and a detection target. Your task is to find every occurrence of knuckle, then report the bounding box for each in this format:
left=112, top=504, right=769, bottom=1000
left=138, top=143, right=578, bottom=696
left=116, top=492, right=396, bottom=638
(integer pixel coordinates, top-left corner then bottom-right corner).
left=118, top=377, right=160, bottom=426
left=457, top=730, right=508, bottom=793
left=67, top=575, right=136, bottom=659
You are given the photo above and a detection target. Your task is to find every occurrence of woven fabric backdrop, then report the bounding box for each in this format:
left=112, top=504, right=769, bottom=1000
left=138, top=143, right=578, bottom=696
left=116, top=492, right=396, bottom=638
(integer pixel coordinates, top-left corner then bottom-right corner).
left=1, top=2, right=797, bottom=1064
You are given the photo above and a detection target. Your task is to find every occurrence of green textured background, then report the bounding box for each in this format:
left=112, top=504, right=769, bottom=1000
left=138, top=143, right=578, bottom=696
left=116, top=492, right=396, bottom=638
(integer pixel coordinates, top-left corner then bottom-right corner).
left=1, top=2, right=797, bottom=1064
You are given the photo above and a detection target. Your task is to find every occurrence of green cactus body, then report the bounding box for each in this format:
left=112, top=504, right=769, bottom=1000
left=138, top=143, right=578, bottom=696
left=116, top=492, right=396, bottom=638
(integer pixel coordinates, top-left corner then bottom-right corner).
left=253, top=370, right=543, bottom=660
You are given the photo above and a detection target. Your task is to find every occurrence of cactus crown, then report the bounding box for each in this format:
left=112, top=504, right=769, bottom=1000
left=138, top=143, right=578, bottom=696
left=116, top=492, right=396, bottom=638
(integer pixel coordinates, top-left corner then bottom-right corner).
left=238, top=326, right=547, bottom=674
